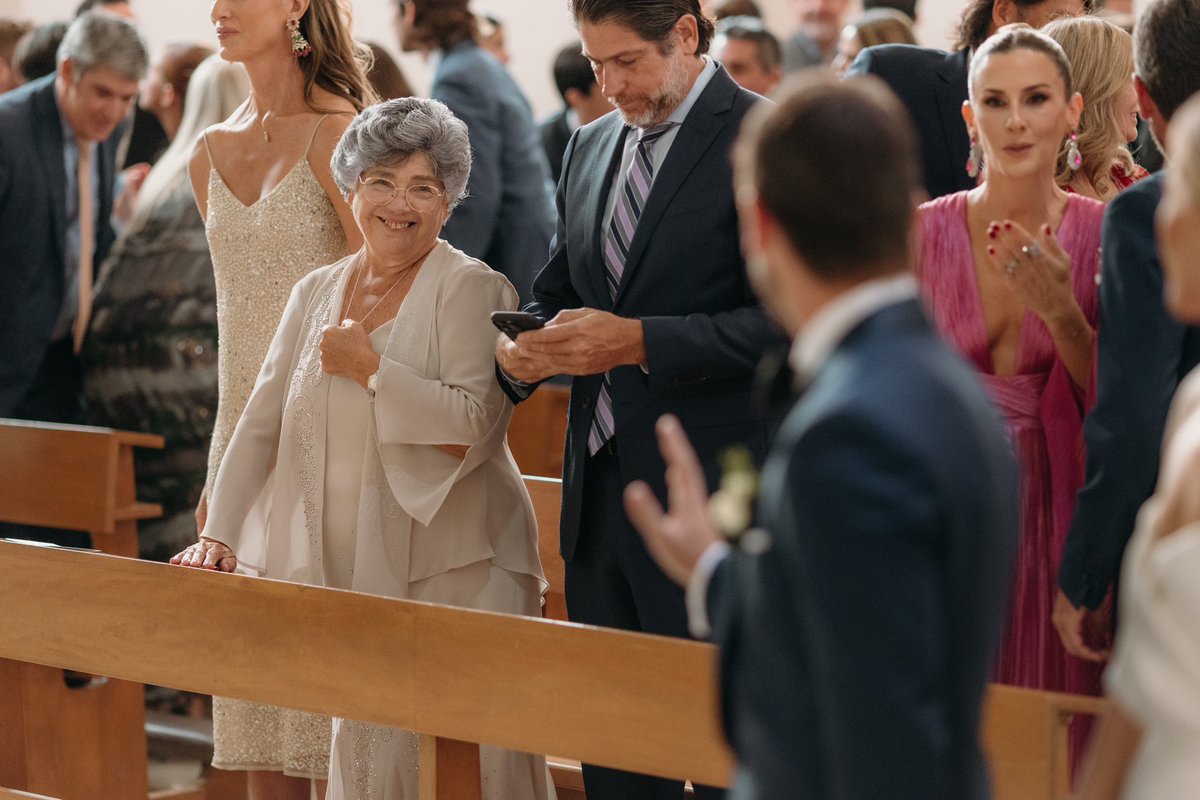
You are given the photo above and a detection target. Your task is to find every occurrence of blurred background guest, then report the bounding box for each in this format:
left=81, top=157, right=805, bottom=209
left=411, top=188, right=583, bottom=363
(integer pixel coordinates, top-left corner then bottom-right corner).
left=137, top=41, right=212, bottom=147
left=832, top=8, right=916, bottom=74
left=11, top=20, right=68, bottom=85
left=863, top=0, right=919, bottom=24
left=187, top=0, right=374, bottom=794
left=365, top=40, right=414, bottom=100
left=711, top=0, right=763, bottom=18
left=75, top=0, right=134, bottom=19
left=83, top=55, right=247, bottom=564
left=1043, top=17, right=1147, bottom=201
left=1076, top=93, right=1200, bottom=800
left=540, top=41, right=613, bottom=184
left=783, top=0, right=850, bottom=70
left=394, top=0, right=554, bottom=304
left=714, top=15, right=782, bottom=96
left=0, top=18, right=32, bottom=93
left=917, top=29, right=1104, bottom=768
left=476, top=9, right=510, bottom=65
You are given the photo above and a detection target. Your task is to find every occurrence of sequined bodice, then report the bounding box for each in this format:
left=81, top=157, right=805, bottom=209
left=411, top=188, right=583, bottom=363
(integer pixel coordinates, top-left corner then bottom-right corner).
left=204, top=159, right=346, bottom=491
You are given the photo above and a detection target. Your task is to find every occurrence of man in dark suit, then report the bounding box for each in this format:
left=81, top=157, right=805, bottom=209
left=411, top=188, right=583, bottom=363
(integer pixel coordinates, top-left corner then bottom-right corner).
left=395, top=0, right=554, bottom=304
left=847, top=0, right=1087, bottom=200
left=0, top=12, right=146, bottom=423
left=1054, top=0, right=1200, bottom=661
left=541, top=42, right=615, bottom=185
left=496, top=1, right=782, bottom=797
left=626, top=73, right=1019, bottom=800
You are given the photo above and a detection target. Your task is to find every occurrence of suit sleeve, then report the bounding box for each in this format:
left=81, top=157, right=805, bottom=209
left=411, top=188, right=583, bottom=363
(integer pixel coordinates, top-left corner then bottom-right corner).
left=1058, top=183, right=1186, bottom=609
left=845, top=46, right=876, bottom=78
left=433, top=74, right=502, bottom=259
left=641, top=303, right=780, bottom=389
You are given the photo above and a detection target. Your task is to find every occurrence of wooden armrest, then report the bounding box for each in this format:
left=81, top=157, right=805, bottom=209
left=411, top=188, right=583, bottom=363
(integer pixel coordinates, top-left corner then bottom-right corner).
left=112, top=502, right=164, bottom=523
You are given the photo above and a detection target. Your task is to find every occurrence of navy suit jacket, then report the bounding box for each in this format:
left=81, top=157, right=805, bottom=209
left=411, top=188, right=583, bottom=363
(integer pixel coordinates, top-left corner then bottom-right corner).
left=433, top=40, right=555, bottom=303
left=710, top=299, right=1018, bottom=800
left=502, top=65, right=785, bottom=561
left=1059, top=173, right=1200, bottom=608
left=0, top=74, right=120, bottom=415
left=848, top=45, right=973, bottom=201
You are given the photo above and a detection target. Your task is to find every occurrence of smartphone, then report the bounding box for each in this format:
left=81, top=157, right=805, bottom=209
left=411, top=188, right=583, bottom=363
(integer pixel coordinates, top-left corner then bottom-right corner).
left=491, top=311, right=545, bottom=341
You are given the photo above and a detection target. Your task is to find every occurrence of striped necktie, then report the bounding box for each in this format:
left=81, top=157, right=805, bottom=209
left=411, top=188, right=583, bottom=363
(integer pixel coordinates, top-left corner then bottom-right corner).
left=588, top=122, right=674, bottom=456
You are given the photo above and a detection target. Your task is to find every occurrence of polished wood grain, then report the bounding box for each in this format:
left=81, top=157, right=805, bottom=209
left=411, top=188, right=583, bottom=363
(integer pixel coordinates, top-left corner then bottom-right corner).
left=524, top=476, right=566, bottom=621
left=507, top=385, right=569, bottom=478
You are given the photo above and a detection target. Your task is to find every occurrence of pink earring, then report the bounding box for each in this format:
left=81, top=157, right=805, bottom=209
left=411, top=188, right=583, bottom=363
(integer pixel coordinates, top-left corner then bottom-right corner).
left=287, top=17, right=311, bottom=58
left=966, top=136, right=983, bottom=179
left=1066, top=130, right=1083, bottom=172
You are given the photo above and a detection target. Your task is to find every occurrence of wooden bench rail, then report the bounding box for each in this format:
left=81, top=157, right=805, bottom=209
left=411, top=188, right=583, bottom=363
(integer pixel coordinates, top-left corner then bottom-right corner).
left=0, top=541, right=735, bottom=788
left=0, top=789, right=60, bottom=800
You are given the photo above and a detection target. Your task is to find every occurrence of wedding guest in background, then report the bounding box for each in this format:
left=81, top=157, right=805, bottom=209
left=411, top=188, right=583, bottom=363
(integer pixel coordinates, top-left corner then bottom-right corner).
left=476, top=10, right=510, bottom=65
left=11, top=21, right=67, bottom=84
left=174, top=96, right=552, bottom=800
left=783, top=0, right=850, bottom=69
left=863, top=0, right=918, bottom=24
left=184, top=0, right=374, bottom=795
left=138, top=42, right=212, bottom=147
left=714, top=16, right=782, bottom=97
left=917, top=30, right=1104, bottom=761
left=541, top=41, right=614, bottom=184
left=1043, top=16, right=1148, bottom=201
left=394, top=0, right=554, bottom=304
left=365, top=41, right=414, bottom=100
left=712, top=0, right=763, bottom=18
left=848, top=0, right=1089, bottom=199
left=832, top=9, right=916, bottom=74
left=1055, top=0, right=1200, bottom=671
left=0, top=18, right=32, bottom=93
left=84, top=55, right=247, bottom=563
left=1075, top=92, right=1200, bottom=800
left=626, top=72, right=1018, bottom=800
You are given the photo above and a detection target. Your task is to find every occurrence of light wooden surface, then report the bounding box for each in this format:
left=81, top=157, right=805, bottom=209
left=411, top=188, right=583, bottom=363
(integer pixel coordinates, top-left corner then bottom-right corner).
left=418, top=736, right=482, bottom=800
left=507, top=385, right=569, bottom=478
left=0, top=541, right=735, bottom=788
left=524, top=476, right=566, bottom=621
left=0, top=789, right=60, bottom=799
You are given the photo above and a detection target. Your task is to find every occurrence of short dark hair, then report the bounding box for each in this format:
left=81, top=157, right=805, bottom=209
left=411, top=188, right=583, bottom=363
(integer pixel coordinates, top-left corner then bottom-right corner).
left=12, top=20, right=67, bottom=82
left=569, top=0, right=715, bottom=56
left=954, top=0, right=1094, bottom=51
left=1135, top=0, right=1200, bottom=122
left=552, top=41, right=596, bottom=101
left=863, top=0, right=919, bottom=21
left=73, top=0, right=127, bottom=18
left=735, top=73, right=920, bottom=279
left=713, top=0, right=763, bottom=19
left=0, top=19, right=33, bottom=65
left=717, top=16, right=782, bottom=71
left=405, top=0, right=477, bottom=51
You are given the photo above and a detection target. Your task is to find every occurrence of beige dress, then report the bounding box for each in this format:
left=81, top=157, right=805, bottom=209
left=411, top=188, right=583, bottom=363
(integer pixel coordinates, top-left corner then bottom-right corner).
left=204, top=243, right=551, bottom=798
left=203, top=120, right=347, bottom=778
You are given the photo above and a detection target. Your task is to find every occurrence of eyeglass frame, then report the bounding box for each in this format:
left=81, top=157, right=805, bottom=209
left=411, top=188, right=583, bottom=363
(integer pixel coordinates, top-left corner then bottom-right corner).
left=356, top=175, right=447, bottom=212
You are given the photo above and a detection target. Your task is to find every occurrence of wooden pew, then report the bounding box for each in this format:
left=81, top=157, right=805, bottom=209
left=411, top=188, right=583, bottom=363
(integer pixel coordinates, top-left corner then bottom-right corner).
left=0, top=420, right=163, bottom=800
left=507, top=384, right=570, bottom=478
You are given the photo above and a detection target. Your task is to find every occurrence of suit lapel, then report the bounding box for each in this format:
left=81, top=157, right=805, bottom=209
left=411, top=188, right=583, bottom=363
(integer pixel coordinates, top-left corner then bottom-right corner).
left=584, top=117, right=630, bottom=308
left=31, top=80, right=68, bottom=276
left=613, top=68, right=737, bottom=307
left=934, top=50, right=971, bottom=188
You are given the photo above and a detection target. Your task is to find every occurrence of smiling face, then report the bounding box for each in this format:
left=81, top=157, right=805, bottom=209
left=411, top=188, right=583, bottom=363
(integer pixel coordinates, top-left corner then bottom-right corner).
left=965, top=48, right=1081, bottom=182
left=209, top=0, right=294, bottom=63
left=351, top=152, right=449, bottom=270
left=57, top=61, right=139, bottom=143
left=580, top=17, right=700, bottom=129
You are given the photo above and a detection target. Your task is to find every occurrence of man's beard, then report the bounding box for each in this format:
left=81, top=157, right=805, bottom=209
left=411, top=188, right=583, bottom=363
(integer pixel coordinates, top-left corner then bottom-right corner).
left=611, top=55, right=693, bottom=129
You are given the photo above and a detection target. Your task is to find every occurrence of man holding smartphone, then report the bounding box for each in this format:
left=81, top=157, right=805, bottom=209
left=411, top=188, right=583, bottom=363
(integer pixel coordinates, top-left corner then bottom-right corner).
left=494, top=2, right=782, bottom=798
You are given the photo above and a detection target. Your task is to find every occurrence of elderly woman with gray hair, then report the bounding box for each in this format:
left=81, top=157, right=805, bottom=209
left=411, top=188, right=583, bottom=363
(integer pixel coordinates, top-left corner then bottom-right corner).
left=172, top=97, right=552, bottom=799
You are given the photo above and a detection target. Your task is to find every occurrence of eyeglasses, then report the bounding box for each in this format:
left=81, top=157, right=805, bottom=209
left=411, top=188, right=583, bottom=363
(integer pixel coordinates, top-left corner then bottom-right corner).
left=357, top=176, right=446, bottom=212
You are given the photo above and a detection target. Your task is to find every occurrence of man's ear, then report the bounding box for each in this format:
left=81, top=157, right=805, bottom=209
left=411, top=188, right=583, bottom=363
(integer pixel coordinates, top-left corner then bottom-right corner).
left=992, top=0, right=1017, bottom=29
left=1134, top=76, right=1160, bottom=124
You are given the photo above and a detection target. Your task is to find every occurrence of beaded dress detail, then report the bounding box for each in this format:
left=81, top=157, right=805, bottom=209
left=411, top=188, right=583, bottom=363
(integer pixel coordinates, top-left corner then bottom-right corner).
left=203, top=120, right=346, bottom=778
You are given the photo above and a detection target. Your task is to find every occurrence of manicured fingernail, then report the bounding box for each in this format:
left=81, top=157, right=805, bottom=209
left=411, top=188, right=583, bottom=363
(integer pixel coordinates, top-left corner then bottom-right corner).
left=1004, top=221, right=1013, bottom=230
left=988, top=229, right=997, bottom=239
left=1044, top=224, right=1052, bottom=235
left=987, top=245, right=995, bottom=256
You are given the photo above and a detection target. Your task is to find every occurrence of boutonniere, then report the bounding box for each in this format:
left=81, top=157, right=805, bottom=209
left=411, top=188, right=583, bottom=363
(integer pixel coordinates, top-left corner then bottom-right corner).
left=708, top=446, right=770, bottom=554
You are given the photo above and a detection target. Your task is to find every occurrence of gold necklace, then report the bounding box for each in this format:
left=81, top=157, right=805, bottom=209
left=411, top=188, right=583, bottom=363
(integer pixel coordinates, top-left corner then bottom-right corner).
left=343, top=259, right=418, bottom=326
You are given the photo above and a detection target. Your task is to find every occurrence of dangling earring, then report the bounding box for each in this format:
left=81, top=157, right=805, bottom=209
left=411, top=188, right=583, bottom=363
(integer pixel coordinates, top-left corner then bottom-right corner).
left=966, top=136, right=983, bottom=179
left=287, top=17, right=311, bottom=58
left=1066, top=130, right=1083, bottom=172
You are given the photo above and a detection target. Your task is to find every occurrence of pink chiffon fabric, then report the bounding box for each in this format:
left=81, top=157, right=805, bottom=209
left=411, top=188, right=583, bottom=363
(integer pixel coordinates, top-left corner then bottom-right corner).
left=918, top=191, right=1105, bottom=699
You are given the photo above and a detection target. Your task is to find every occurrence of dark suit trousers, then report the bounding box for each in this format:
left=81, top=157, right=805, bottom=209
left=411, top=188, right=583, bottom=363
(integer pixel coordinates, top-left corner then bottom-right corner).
left=566, top=446, right=725, bottom=800
left=0, top=338, right=90, bottom=549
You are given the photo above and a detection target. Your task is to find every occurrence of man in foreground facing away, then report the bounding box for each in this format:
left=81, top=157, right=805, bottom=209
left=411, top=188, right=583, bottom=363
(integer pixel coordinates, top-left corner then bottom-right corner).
left=625, top=73, right=1020, bottom=800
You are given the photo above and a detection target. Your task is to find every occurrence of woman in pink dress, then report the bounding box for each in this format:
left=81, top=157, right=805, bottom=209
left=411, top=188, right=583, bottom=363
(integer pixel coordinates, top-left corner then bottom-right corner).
left=918, top=26, right=1105, bottom=711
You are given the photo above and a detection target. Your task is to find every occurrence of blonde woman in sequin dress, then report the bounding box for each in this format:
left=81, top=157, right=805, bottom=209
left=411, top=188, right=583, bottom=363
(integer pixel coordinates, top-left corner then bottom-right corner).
left=175, top=97, right=553, bottom=800
left=180, top=0, right=375, bottom=796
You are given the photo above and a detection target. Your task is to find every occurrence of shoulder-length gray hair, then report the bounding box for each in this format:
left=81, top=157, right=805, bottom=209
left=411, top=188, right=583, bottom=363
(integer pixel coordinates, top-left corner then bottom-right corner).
left=331, top=97, right=471, bottom=210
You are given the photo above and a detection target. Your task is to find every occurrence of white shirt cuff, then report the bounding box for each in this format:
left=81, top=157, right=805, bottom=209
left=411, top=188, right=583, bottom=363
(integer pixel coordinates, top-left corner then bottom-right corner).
left=686, top=540, right=732, bottom=639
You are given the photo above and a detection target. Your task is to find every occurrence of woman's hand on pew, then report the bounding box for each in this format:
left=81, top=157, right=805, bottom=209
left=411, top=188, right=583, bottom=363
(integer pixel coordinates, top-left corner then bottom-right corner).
left=170, top=537, right=238, bottom=572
